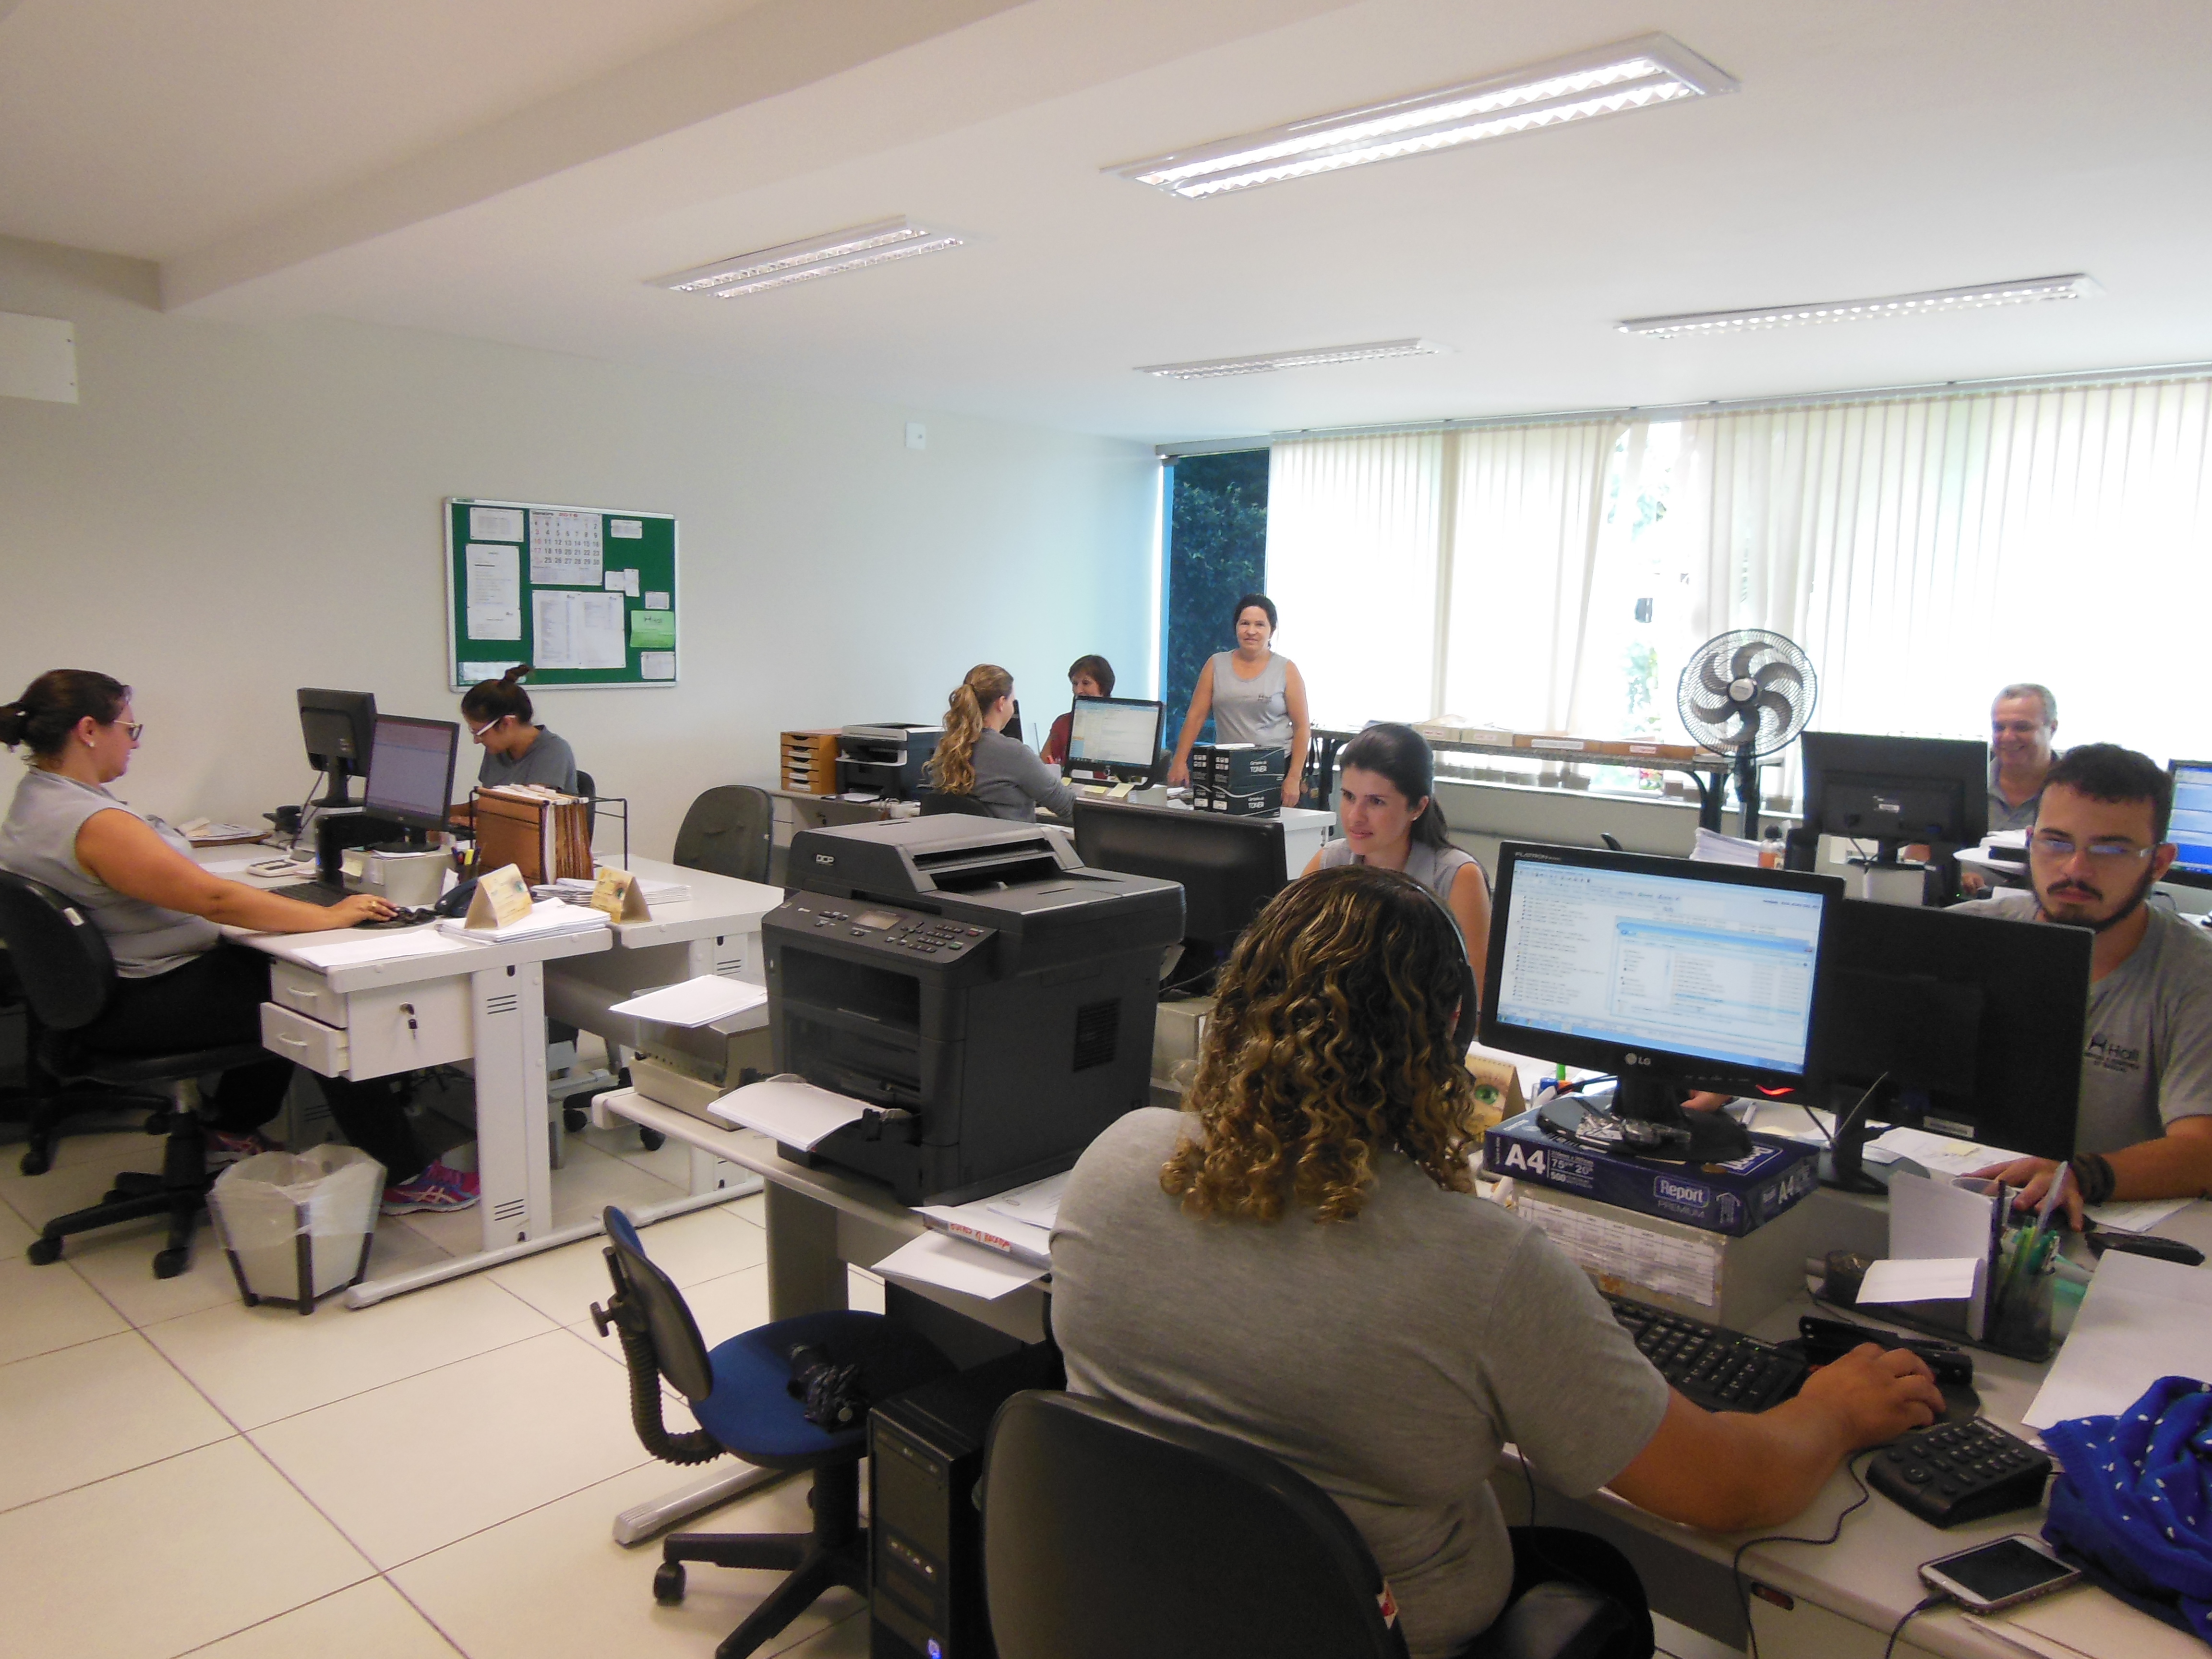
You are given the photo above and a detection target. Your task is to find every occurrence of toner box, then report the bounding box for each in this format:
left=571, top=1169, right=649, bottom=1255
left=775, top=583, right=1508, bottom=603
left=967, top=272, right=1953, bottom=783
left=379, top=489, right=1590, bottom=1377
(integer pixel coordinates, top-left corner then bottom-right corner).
left=1482, top=1108, right=1820, bottom=1237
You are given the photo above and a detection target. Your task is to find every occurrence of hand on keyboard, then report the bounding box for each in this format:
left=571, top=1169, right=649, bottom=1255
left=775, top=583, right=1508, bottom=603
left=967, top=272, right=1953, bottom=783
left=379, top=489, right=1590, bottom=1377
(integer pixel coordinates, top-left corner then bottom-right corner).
left=354, top=907, right=434, bottom=930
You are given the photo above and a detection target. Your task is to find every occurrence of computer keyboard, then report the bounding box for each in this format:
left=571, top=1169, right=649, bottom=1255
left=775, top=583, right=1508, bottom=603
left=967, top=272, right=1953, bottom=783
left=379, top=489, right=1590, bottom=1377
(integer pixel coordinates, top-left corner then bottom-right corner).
left=1869, top=1418, right=2051, bottom=1527
left=268, top=881, right=347, bottom=905
left=1604, top=1293, right=1807, bottom=1414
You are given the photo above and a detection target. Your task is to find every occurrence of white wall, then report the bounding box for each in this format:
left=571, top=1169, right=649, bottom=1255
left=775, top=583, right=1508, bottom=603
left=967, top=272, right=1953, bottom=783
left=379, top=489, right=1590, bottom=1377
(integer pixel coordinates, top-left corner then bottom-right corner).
left=0, top=237, right=1158, bottom=854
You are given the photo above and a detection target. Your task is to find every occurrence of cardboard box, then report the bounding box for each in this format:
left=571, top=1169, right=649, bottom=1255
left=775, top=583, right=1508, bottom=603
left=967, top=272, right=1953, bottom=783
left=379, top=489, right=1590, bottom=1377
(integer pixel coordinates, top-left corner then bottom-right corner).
left=1196, top=783, right=1282, bottom=816
left=1481, top=1107, right=1820, bottom=1237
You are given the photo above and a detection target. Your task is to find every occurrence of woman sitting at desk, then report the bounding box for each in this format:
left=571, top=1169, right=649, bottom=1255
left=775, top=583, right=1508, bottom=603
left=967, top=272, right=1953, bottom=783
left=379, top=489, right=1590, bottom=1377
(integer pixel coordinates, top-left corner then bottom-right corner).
left=0, top=670, right=479, bottom=1215
left=1165, top=592, right=1311, bottom=806
left=462, top=666, right=578, bottom=792
left=1040, top=654, right=1116, bottom=768
left=1304, top=722, right=1493, bottom=990
left=929, top=664, right=1074, bottom=822
left=1051, top=866, right=1944, bottom=1659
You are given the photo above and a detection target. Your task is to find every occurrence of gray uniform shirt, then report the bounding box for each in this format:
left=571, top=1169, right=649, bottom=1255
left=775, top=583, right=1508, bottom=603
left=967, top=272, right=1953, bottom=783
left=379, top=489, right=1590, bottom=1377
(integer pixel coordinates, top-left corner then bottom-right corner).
left=1206, top=650, right=1293, bottom=747
left=1052, top=1108, right=1671, bottom=1659
left=0, top=769, right=220, bottom=977
left=477, top=727, right=578, bottom=793
left=1319, top=835, right=1487, bottom=908
left=1986, top=762, right=2044, bottom=834
left=1954, top=892, right=2212, bottom=1152
left=961, top=727, right=1074, bottom=821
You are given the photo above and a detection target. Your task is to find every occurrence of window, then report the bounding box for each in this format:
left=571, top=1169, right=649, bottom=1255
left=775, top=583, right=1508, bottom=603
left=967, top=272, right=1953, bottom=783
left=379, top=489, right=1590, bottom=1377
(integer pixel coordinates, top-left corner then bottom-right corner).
left=1160, top=451, right=1268, bottom=734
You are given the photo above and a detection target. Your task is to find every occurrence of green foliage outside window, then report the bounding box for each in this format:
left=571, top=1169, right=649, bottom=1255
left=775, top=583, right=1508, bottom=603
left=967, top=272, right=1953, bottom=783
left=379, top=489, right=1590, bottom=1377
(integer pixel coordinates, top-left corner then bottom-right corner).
left=1162, top=451, right=1269, bottom=732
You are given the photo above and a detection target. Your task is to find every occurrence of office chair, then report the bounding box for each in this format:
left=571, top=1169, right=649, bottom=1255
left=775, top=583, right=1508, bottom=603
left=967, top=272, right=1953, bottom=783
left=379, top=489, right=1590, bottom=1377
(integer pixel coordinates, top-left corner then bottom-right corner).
left=981, top=1391, right=1643, bottom=1659
left=0, top=872, right=267, bottom=1277
left=576, top=768, right=597, bottom=842
left=673, top=785, right=774, bottom=884
left=591, top=1205, right=953, bottom=1659
left=918, top=791, right=995, bottom=817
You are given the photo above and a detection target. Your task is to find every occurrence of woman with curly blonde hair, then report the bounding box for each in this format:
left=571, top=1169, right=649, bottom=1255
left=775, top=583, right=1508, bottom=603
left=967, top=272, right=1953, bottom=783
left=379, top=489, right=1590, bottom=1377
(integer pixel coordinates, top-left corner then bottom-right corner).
left=926, top=663, right=1073, bottom=821
left=1054, top=865, right=1944, bottom=1659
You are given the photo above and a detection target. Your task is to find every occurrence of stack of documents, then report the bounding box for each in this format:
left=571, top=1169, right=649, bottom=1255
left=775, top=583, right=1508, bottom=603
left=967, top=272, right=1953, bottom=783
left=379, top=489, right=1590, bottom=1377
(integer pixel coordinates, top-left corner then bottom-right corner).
left=608, top=976, right=767, bottom=1027
left=548, top=874, right=694, bottom=905
left=436, top=898, right=610, bottom=943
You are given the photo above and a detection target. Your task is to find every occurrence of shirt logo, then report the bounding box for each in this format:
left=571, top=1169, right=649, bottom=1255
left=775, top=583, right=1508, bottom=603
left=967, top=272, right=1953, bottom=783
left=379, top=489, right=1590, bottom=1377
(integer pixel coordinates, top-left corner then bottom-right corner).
left=2085, top=1034, right=2142, bottom=1075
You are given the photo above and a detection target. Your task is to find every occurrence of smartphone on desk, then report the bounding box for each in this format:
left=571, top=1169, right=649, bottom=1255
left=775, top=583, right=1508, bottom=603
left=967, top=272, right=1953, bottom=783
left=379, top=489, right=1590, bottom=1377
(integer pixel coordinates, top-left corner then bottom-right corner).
left=1919, top=1535, right=2080, bottom=1612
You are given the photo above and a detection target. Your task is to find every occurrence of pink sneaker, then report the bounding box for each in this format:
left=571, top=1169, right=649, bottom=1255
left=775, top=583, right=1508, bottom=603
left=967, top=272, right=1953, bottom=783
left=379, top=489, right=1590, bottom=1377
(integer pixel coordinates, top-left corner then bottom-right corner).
left=204, top=1129, right=279, bottom=1172
left=380, top=1160, right=481, bottom=1215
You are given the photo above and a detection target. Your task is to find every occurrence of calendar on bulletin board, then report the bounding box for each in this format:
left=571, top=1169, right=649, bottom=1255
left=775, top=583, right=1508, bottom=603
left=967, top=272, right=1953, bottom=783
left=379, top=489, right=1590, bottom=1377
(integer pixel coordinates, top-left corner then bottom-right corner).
left=443, top=497, right=679, bottom=690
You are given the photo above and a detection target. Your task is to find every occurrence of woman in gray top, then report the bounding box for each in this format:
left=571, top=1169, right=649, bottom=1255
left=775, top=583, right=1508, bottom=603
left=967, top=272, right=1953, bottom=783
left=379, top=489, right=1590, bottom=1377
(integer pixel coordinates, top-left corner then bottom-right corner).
left=0, top=671, right=474, bottom=1212
left=462, top=666, right=579, bottom=792
left=928, top=664, right=1074, bottom=821
left=1165, top=592, right=1311, bottom=806
left=1305, top=722, right=1492, bottom=991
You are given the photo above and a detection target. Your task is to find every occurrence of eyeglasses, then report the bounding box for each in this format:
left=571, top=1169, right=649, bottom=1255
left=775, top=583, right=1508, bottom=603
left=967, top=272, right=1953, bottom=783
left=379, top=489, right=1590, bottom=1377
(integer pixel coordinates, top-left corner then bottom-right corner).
left=2029, top=832, right=2154, bottom=864
left=115, top=722, right=144, bottom=742
left=470, top=717, right=505, bottom=739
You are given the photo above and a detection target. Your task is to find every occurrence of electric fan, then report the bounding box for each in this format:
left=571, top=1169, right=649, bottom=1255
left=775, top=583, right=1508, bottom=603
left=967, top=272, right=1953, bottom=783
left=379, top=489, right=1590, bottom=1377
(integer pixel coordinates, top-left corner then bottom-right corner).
left=1676, top=630, right=1818, bottom=837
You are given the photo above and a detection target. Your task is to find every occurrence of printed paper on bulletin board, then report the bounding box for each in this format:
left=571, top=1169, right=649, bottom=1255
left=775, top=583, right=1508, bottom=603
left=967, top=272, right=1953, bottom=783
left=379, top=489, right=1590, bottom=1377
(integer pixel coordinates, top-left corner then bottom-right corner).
left=444, top=498, right=678, bottom=688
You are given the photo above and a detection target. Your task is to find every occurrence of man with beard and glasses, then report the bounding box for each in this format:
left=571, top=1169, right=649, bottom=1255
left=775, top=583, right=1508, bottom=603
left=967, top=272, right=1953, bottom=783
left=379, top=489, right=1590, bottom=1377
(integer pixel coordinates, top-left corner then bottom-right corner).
left=1958, top=744, right=2212, bottom=1225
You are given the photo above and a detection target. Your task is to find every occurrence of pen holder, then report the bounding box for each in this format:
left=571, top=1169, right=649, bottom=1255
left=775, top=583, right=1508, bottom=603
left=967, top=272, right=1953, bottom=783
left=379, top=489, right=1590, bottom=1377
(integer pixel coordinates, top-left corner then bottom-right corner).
left=1985, top=1227, right=2056, bottom=1362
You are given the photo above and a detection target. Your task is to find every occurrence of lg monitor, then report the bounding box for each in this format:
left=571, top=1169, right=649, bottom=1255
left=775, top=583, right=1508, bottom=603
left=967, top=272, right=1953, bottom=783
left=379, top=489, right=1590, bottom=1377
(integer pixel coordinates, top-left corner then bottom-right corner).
left=1812, top=899, right=2090, bottom=1188
left=1799, top=732, right=1989, bottom=889
left=2165, top=761, right=2212, bottom=890
left=361, top=715, right=460, bottom=843
left=1064, top=696, right=1166, bottom=784
left=297, top=688, right=377, bottom=806
left=1072, top=798, right=1285, bottom=980
left=1481, top=841, right=1843, bottom=1162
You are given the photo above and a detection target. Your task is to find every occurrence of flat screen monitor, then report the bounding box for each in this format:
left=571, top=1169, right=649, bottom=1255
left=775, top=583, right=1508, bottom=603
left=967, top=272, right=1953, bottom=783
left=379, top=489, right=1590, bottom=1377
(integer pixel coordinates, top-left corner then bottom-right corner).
left=1065, top=696, right=1165, bottom=783
left=2165, top=761, right=2212, bottom=890
left=1072, top=799, right=1284, bottom=965
left=297, top=688, right=376, bottom=805
left=362, top=715, right=459, bottom=841
left=1481, top=841, right=1842, bottom=1161
left=1800, top=732, right=1989, bottom=855
left=1813, top=898, right=2090, bottom=1185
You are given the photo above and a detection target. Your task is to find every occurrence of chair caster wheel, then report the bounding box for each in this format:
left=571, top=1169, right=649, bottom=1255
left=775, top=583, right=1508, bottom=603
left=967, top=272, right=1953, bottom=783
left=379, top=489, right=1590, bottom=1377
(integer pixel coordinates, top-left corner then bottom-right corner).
left=564, top=1106, right=589, bottom=1134
left=653, top=1562, right=686, bottom=1605
left=27, top=1237, right=63, bottom=1266
left=19, top=1148, right=50, bottom=1177
left=153, top=1248, right=188, bottom=1279
left=639, top=1129, right=665, bottom=1152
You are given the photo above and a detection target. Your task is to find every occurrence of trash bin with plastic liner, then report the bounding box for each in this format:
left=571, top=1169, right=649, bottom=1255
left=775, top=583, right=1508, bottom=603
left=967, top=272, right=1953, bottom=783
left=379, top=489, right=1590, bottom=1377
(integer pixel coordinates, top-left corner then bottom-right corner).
left=207, top=1146, right=384, bottom=1313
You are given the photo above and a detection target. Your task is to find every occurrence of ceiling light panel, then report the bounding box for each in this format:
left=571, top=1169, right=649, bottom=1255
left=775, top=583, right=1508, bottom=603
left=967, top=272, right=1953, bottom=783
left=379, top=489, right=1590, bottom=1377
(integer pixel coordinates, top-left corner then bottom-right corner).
left=1138, top=339, right=1449, bottom=379
left=1620, top=275, right=2102, bottom=338
left=1111, top=34, right=1734, bottom=200
left=653, top=217, right=963, bottom=299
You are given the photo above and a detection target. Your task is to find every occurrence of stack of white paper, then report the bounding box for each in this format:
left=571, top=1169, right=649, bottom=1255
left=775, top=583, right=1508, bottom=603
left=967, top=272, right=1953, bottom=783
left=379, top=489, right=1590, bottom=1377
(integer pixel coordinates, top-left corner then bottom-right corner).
left=436, top=899, right=611, bottom=943
left=608, top=976, right=767, bottom=1027
left=292, top=930, right=477, bottom=968
left=872, top=1232, right=1046, bottom=1300
left=984, top=1171, right=1070, bottom=1232
left=549, top=874, right=695, bottom=904
left=708, top=1075, right=867, bottom=1149
left=2024, top=1250, right=2212, bottom=1430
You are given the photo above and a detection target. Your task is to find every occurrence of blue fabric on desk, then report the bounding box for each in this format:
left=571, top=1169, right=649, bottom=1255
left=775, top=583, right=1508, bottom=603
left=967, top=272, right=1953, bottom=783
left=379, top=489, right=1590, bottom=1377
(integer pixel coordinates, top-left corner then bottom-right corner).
left=2042, top=1373, right=2212, bottom=1642
left=693, top=1310, right=952, bottom=1467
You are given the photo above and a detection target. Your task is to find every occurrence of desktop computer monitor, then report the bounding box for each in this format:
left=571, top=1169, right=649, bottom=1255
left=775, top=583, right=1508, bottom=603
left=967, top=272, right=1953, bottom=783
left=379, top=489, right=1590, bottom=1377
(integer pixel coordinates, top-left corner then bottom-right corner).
left=1799, top=732, right=1989, bottom=863
left=1072, top=799, right=1285, bottom=967
left=2164, top=761, right=2212, bottom=890
left=1064, top=696, right=1165, bottom=784
left=1814, top=899, right=2091, bottom=1186
left=1481, top=841, right=1843, bottom=1161
left=362, top=715, right=460, bottom=845
left=298, top=688, right=377, bottom=806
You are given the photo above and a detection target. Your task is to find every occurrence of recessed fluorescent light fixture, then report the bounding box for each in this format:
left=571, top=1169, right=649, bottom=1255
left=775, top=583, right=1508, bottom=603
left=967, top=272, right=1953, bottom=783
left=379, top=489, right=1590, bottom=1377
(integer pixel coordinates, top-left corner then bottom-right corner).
left=1138, top=338, right=1449, bottom=380
left=652, top=216, right=963, bottom=298
left=1111, top=34, right=1733, bottom=199
left=1621, top=275, right=2102, bottom=338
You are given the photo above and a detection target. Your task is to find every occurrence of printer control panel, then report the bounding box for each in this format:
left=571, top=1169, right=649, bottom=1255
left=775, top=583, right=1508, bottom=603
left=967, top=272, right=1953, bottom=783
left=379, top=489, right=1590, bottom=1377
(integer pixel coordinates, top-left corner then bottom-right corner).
left=786, top=898, right=994, bottom=960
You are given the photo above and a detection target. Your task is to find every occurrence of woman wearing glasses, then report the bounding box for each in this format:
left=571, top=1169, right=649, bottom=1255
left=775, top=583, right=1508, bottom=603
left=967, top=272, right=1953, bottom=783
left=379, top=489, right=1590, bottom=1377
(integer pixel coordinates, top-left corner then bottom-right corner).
left=461, top=666, right=578, bottom=792
left=0, top=671, right=476, bottom=1212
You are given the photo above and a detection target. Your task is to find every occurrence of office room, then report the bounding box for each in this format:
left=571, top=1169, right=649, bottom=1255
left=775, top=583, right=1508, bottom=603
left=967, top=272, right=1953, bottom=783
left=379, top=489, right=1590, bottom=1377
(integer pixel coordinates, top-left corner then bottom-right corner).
left=3, top=2, right=2210, bottom=1658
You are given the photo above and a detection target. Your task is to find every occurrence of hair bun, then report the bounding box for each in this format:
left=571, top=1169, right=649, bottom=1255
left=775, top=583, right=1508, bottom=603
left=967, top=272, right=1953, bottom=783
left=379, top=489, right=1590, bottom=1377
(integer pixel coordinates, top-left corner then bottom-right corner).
left=0, top=702, right=24, bottom=745
left=504, top=664, right=533, bottom=683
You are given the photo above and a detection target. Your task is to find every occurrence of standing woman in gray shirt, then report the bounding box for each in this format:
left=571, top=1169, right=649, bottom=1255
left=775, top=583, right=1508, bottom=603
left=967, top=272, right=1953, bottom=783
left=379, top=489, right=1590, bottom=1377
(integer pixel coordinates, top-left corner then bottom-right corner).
left=928, top=664, right=1074, bottom=822
left=461, top=666, right=579, bottom=792
left=1164, top=592, right=1312, bottom=806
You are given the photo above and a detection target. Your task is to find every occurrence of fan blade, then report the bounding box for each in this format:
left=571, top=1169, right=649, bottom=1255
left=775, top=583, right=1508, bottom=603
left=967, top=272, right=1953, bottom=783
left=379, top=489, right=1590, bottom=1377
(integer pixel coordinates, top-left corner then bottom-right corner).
left=1729, top=641, right=1767, bottom=681
left=1751, top=661, right=1803, bottom=697
left=1698, top=653, right=1735, bottom=698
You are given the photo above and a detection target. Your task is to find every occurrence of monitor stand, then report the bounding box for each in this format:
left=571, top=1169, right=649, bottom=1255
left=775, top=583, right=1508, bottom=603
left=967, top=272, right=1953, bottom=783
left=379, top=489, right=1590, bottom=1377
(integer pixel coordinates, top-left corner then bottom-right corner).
left=1612, top=1070, right=1756, bottom=1163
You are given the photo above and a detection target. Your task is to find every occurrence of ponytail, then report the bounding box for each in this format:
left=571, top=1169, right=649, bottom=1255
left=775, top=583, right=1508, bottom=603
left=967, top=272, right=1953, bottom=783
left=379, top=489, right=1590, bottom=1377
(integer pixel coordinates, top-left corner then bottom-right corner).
left=462, top=663, right=535, bottom=727
left=0, top=670, right=131, bottom=759
left=929, top=664, right=1013, bottom=796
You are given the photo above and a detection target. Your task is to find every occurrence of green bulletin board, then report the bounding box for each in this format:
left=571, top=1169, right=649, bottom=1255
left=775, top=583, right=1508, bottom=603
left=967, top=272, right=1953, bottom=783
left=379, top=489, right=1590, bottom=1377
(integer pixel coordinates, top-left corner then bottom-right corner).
left=444, top=497, right=679, bottom=690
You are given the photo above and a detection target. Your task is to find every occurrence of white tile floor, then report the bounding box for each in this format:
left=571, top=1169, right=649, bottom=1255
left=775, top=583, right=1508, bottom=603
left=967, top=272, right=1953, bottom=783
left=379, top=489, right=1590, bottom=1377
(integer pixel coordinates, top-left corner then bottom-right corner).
left=0, top=1120, right=875, bottom=1659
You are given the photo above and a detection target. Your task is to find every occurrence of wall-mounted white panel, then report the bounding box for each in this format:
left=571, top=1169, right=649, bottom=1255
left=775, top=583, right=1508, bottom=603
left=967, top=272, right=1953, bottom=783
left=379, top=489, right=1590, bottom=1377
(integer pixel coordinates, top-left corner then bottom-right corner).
left=0, top=312, right=77, bottom=403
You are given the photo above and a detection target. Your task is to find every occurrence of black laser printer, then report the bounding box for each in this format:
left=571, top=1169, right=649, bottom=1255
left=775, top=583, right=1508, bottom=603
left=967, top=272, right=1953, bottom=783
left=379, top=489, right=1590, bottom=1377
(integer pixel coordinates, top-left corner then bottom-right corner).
left=763, top=817, right=1183, bottom=1204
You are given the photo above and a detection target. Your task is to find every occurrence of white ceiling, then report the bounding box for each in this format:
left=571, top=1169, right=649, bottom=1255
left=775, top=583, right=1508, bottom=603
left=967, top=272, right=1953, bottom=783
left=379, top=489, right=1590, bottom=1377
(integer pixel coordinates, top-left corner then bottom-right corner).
left=5, top=0, right=2211, bottom=443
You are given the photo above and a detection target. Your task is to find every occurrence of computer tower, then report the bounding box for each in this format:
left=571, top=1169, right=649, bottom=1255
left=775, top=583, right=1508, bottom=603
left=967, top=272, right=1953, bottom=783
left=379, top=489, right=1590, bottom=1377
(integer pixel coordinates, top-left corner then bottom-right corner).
left=868, top=1346, right=1063, bottom=1659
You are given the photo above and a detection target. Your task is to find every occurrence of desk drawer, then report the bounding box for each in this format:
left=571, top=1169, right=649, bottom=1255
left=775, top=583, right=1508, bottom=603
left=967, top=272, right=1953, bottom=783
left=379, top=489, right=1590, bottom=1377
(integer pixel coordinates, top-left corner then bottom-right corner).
left=262, top=1003, right=349, bottom=1078
left=262, top=986, right=473, bottom=1081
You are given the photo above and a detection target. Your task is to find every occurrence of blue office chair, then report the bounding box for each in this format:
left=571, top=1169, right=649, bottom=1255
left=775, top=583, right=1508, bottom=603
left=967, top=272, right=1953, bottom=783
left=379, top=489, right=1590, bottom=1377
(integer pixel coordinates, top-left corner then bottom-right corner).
left=590, top=1205, right=954, bottom=1659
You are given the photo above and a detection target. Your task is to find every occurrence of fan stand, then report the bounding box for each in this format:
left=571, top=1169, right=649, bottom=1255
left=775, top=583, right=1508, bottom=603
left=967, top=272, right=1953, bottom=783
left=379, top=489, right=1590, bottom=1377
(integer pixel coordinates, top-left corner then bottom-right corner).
left=1733, top=746, right=1760, bottom=840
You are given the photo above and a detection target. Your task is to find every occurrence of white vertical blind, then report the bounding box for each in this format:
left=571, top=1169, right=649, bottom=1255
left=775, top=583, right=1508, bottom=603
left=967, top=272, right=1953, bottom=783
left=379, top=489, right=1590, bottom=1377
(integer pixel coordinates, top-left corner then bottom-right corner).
left=1264, top=432, right=1445, bottom=728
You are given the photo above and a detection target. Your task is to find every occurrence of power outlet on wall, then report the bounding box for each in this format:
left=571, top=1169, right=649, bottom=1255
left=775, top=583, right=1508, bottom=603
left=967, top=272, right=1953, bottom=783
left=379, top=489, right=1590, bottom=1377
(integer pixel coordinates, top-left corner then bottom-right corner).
left=904, top=421, right=927, bottom=451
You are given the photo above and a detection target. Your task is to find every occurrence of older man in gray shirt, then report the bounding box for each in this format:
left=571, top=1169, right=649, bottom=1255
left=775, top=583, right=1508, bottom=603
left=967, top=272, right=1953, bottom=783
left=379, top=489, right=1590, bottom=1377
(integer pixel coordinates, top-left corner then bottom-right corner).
left=1960, top=744, right=2212, bottom=1223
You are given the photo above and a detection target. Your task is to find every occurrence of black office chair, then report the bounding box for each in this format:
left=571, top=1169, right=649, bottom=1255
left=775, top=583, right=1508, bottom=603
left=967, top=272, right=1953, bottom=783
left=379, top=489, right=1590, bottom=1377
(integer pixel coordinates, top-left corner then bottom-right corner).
left=673, top=785, right=774, bottom=884
left=576, top=768, right=598, bottom=842
left=0, top=872, right=268, bottom=1277
left=981, top=1391, right=1644, bottom=1659
left=918, top=791, right=995, bottom=817
left=591, top=1205, right=953, bottom=1659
